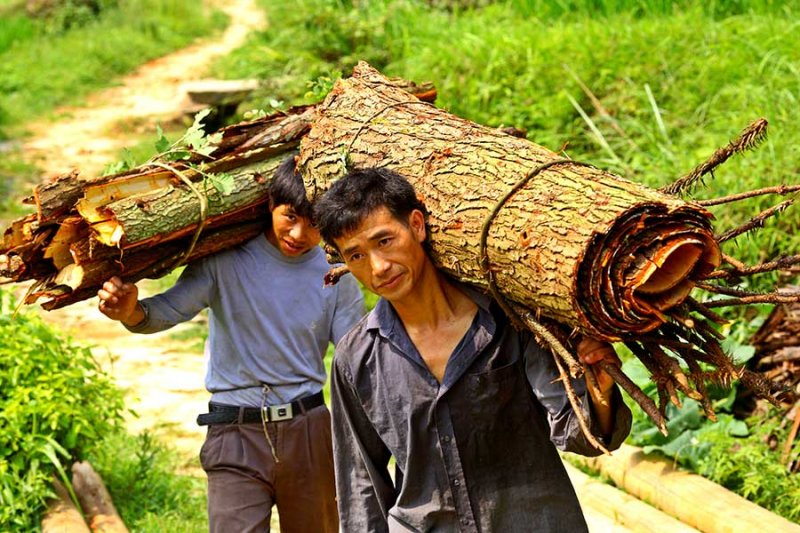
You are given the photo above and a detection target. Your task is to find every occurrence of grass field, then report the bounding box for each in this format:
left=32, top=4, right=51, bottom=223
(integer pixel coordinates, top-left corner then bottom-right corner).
left=0, top=0, right=227, bottom=138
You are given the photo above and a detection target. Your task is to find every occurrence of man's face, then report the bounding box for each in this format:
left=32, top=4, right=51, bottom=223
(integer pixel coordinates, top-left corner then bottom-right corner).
left=334, top=206, right=427, bottom=302
left=266, top=204, right=321, bottom=257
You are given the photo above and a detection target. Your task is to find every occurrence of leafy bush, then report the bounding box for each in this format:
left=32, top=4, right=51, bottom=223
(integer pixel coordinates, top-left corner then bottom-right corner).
left=0, top=288, right=125, bottom=531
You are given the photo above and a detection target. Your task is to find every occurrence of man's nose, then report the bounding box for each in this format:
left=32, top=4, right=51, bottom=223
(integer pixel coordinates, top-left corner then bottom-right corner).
left=370, top=252, right=391, bottom=276
left=289, top=223, right=305, bottom=241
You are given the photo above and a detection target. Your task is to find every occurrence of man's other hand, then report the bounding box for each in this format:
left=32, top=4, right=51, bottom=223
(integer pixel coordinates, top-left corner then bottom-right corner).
left=97, top=276, right=143, bottom=326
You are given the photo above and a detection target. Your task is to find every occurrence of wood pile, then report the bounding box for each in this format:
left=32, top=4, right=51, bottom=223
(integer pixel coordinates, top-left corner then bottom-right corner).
left=2, top=62, right=799, bottom=444
left=41, top=462, right=128, bottom=533
left=737, top=292, right=800, bottom=471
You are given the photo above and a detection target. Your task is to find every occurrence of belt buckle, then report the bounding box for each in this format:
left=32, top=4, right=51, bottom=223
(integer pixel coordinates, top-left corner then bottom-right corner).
left=267, top=403, right=293, bottom=422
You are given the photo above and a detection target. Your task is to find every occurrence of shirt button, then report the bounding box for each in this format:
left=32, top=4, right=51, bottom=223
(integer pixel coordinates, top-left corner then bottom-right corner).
left=461, top=518, right=470, bottom=526
left=453, top=479, right=461, bottom=486
left=442, top=435, right=451, bottom=443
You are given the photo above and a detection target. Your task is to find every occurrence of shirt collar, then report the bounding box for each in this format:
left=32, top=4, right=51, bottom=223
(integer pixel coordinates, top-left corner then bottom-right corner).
left=365, top=282, right=497, bottom=355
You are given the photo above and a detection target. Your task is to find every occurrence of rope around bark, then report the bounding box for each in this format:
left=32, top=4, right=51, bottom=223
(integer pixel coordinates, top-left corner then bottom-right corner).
left=149, top=161, right=209, bottom=271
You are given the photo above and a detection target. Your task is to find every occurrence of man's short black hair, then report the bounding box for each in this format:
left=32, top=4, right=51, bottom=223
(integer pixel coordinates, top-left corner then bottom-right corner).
left=314, top=167, right=427, bottom=245
left=269, top=153, right=313, bottom=219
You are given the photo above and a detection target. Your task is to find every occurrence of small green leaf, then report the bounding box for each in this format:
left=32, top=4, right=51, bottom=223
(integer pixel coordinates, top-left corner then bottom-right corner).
left=243, top=108, right=268, bottom=120
left=154, top=124, right=170, bottom=153
left=102, top=160, right=128, bottom=176
left=206, top=172, right=235, bottom=195
left=164, top=150, right=191, bottom=161
left=192, top=108, right=212, bottom=127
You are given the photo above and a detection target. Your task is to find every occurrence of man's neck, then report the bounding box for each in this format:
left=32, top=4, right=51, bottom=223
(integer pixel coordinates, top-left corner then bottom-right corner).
left=390, top=260, right=478, bottom=382
left=391, top=261, right=476, bottom=332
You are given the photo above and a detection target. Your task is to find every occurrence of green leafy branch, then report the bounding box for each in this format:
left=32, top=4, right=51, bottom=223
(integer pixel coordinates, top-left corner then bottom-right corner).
left=149, top=108, right=235, bottom=196
left=101, top=109, right=236, bottom=195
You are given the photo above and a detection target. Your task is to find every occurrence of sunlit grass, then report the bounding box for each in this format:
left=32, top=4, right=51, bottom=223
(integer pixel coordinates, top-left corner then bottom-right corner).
left=0, top=1, right=228, bottom=136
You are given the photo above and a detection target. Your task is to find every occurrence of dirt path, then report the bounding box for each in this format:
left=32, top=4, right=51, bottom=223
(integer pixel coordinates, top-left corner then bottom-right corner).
left=23, top=0, right=266, bottom=178
left=23, top=0, right=267, bottom=466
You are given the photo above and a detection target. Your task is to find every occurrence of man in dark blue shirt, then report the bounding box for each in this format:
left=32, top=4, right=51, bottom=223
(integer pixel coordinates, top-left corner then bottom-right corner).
left=314, top=167, right=631, bottom=532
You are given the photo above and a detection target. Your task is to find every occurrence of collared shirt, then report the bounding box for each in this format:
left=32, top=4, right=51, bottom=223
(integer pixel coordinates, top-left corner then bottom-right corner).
left=331, top=287, right=631, bottom=532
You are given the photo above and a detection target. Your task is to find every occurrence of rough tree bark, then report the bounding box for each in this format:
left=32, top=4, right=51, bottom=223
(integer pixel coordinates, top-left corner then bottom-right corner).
left=299, top=62, right=720, bottom=341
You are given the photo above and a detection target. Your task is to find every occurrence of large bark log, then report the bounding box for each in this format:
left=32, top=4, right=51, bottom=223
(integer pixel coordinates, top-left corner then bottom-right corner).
left=299, top=62, right=720, bottom=341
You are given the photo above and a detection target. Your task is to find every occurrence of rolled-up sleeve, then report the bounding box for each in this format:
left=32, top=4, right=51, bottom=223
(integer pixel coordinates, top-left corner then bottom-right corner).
left=331, top=354, right=397, bottom=532
left=523, top=337, right=631, bottom=456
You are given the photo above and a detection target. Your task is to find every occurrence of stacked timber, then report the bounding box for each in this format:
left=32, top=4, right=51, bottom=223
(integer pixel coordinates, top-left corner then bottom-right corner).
left=0, top=79, right=435, bottom=310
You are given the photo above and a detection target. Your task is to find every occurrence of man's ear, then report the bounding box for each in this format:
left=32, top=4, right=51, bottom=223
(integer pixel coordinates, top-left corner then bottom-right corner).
left=409, top=209, right=427, bottom=243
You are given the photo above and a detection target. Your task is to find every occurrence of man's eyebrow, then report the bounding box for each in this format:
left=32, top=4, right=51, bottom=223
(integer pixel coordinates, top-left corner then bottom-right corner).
left=341, top=242, right=361, bottom=256
left=341, top=229, right=393, bottom=256
left=367, top=229, right=393, bottom=242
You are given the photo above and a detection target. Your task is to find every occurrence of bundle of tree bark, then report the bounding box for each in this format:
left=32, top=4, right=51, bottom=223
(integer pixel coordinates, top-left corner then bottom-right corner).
left=0, top=80, right=434, bottom=310
left=300, top=63, right=800, bottom=445
left=2, top=62, right=798, bottom=444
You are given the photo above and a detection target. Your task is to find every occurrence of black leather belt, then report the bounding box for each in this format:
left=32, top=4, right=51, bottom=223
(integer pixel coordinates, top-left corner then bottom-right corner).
left=196, top=391, right=325, bottom=426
